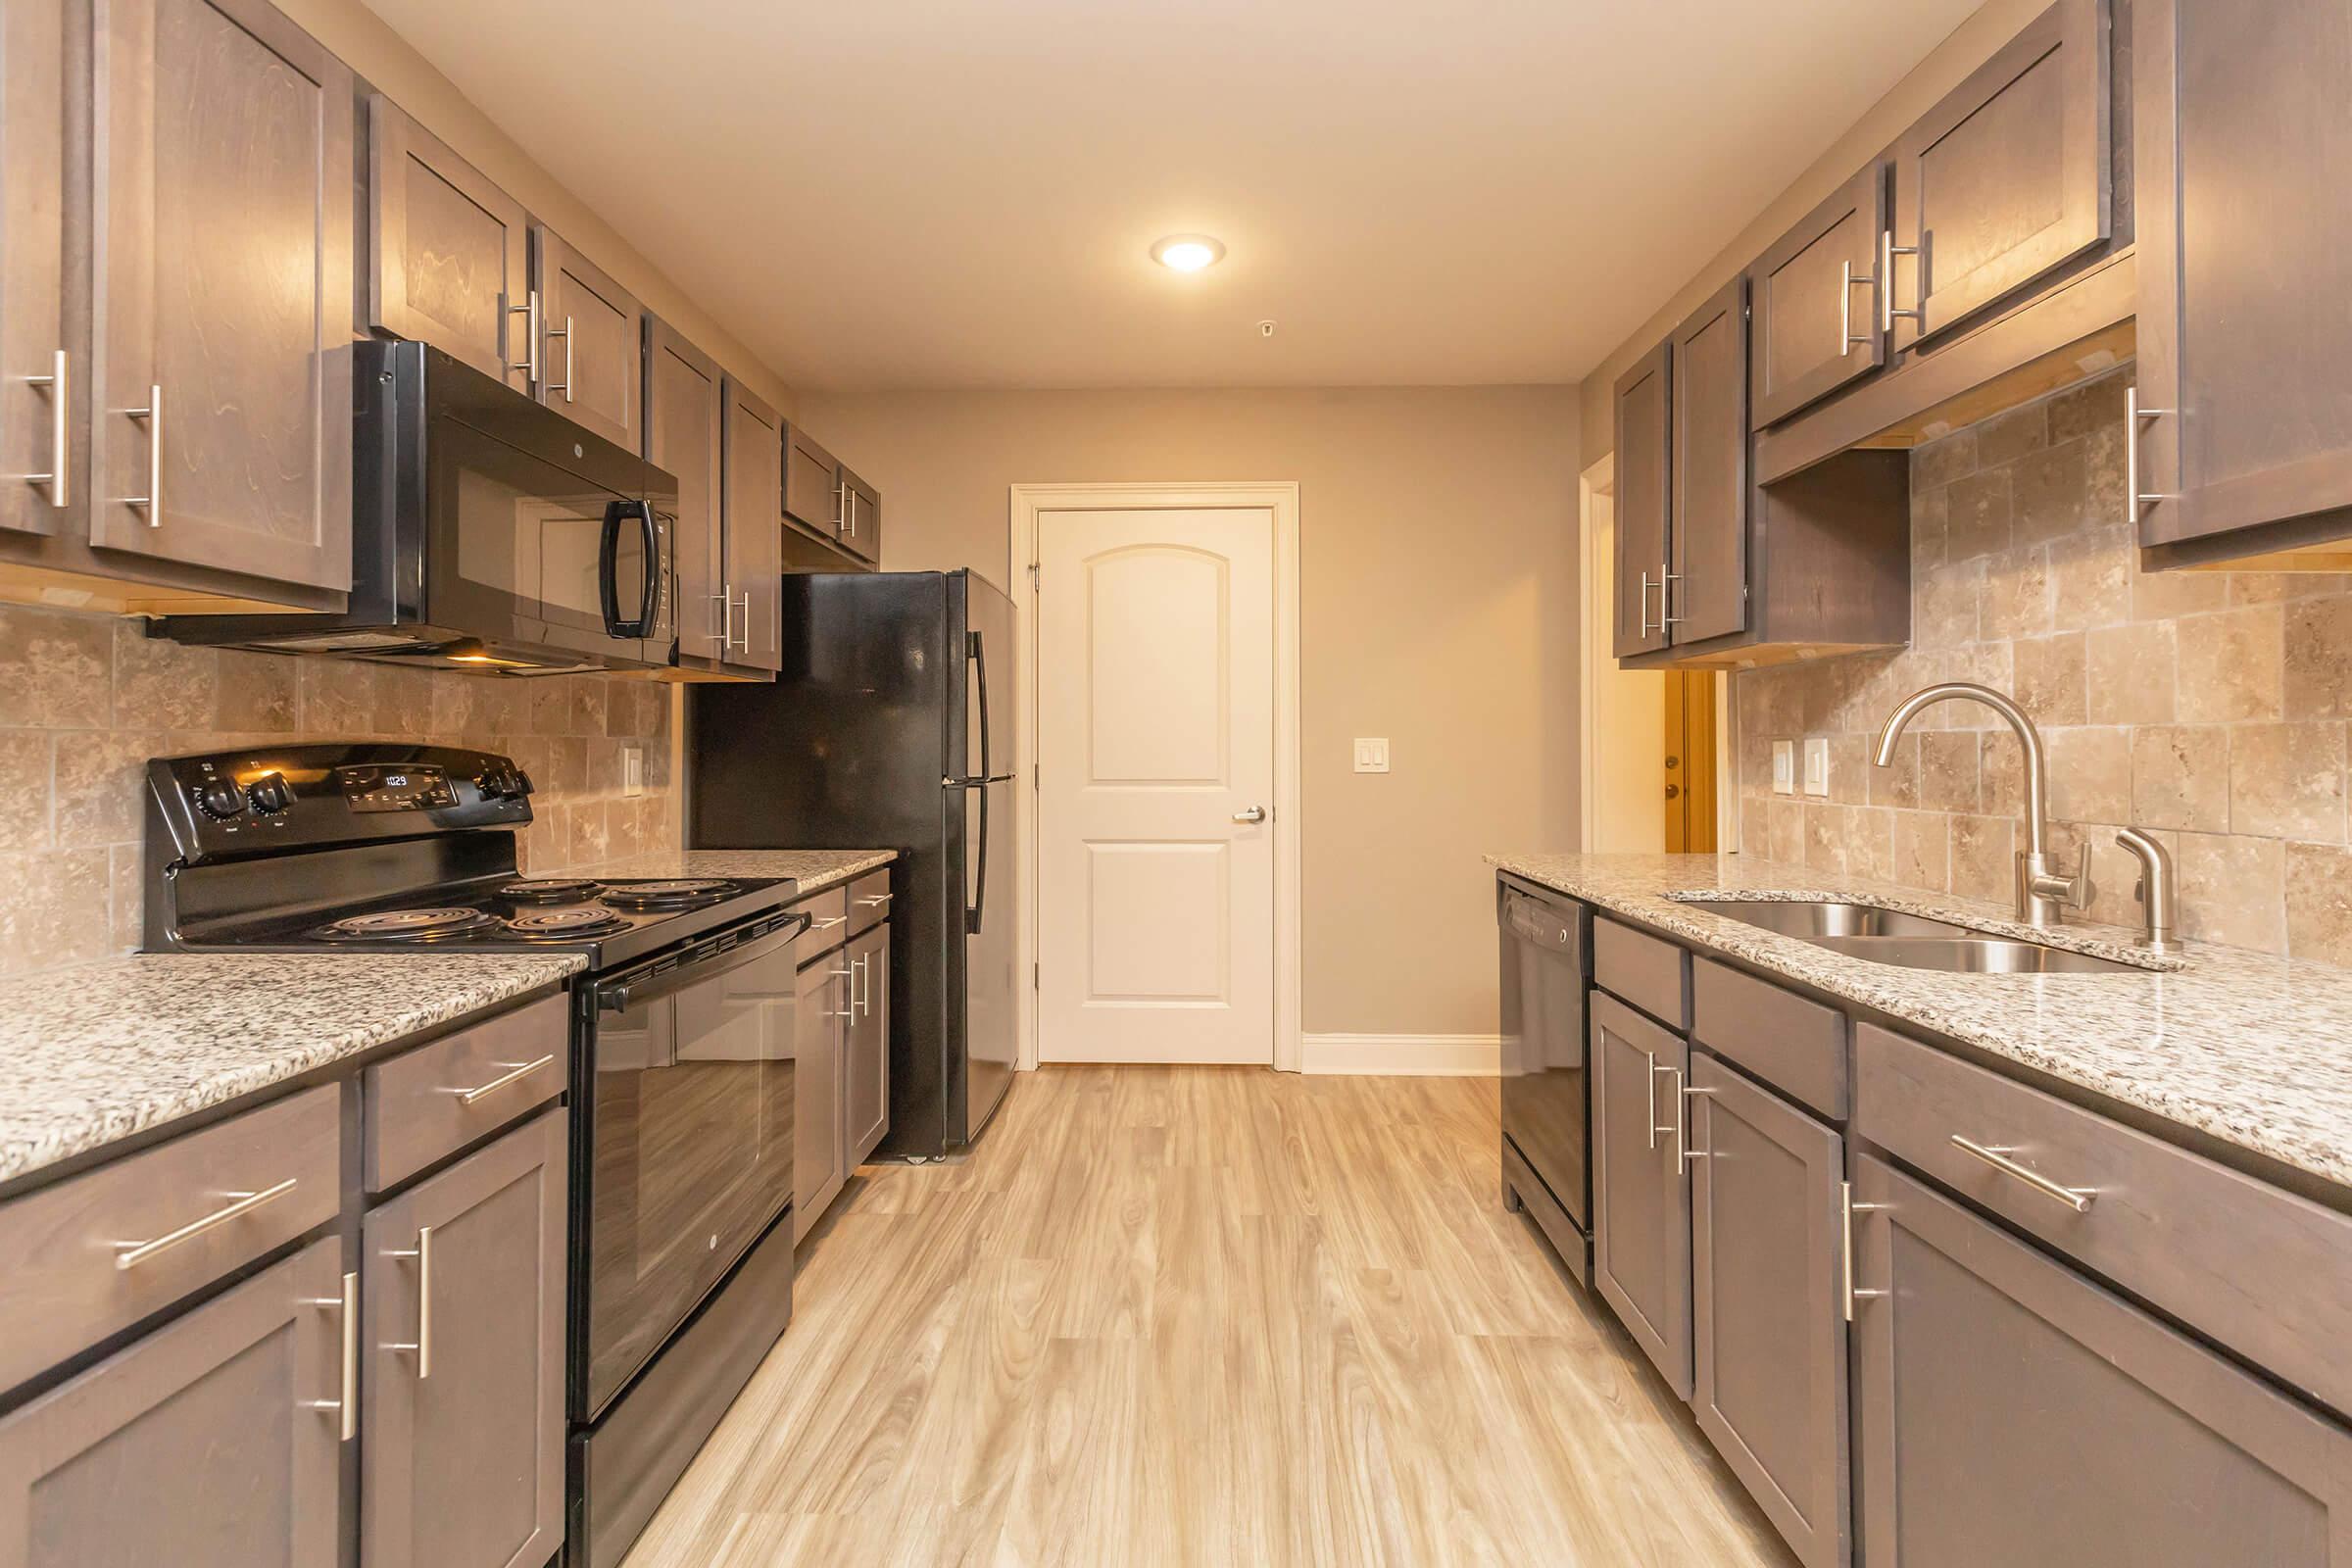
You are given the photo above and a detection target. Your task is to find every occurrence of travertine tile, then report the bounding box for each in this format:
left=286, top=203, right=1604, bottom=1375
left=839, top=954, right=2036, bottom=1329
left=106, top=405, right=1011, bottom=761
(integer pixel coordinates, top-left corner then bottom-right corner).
left=0, top=849, right=113, bottom=977
left=2177, top=605, right=2283, bottom=723
left=1949, top=814, right=2016, bottom=904
left=1980, top=730, right=2025, bottom=819
left=571, top=677, right=608, bottom=737
left=2175, top=832, right=2287, bottom=954
left=0, top=735, right=50, bottom=853
left=1768, top=798, right=1804, bottom=865
left=2230, top=722, right=2348, bottom=844
left=1976, top=403, right=2048, bottom=467
left=2287, top=843, right=2352, bottom=968
left=1868, top=733, right=1920, bottom=808
left=215, top=652, right=298, bottom=732
left=2285, top=595, right=2352, bottom=720
left=532, top=679, right=571, bottom=735
left=1913, top=429, right=1978, bottom=491
left=1912, top=482, right=1950, bottom=570
left=2133, top=561, right=2230, bottom=621
left=2132, top=724, right=2230, bottom=833
left=2049, top=524, right=2135, bottom=630
left=1918, top=732, right=1982, bottom=811
left=0, top=608, right=110, bottom=730
left=1980, top=548, right=2052, bottom=641
left=1804, top=803, right=1852, bottom=875
left=1914, top=559, right=1982, bottom=649
left=2010, top=438, right=2090, bottom=549
left=2085, top=620, right=2177, bottom=726
left=546, top=736, right=590, bottom=797
left=299, top=660, right=379, bottom=735
left=2048, top=370, right=2128, bottom=444
left=52, top=731, right=159, bottom=849
left=1847, top=806, right=1896, bottom=883
left=1890, top=810, right=1949, bottom=891
left=1740, top=796, right=1771, bottom=857
left=2046, top=726, right=2132, bottom=826
left=111, top=624, right=216, bottom=730
left=1944, top=469, right=2013, bottom=562
left=566, top=801, right=611, bottom=866
left=2011, top=632, right=2086, bottom=727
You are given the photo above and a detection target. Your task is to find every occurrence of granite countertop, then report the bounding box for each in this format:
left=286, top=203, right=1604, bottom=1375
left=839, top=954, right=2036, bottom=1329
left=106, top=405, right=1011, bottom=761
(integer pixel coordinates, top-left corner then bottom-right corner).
left=1490, top=851, right=2352, bottom=1191
left=581, top=848, right=899, bottom=897
left=0, top=952, right=583, bottom=1190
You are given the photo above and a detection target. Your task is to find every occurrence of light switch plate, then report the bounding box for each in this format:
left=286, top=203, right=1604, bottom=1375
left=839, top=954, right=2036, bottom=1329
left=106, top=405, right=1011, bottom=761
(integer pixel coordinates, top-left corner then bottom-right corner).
left=1803, top=737, right=1831, bottom=797
left=1772, top=740, right=1795, bottom=796
left=1353, top=738, right=1391, bottom=774
left=622, top=745, right=645, bottom=798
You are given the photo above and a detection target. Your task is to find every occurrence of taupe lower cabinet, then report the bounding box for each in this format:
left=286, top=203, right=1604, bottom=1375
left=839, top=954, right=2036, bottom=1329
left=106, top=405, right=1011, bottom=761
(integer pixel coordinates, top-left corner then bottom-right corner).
left=1887, top=0, right=2111, bottom=351
left=1610, top=346, right=1671, bottom=661
left=92, top=0, right=354, bottom=594
left=362, top=1110, right=565, bottom=1568
left=2134, top=0, right=2352, bottom=557
left=0, top=1235, right=346, bottom=1568
left=368, top=95, right=532, bottom=393
left=1689, top=1054, right=1847, bottom=1568
left=1850, top=1153, right=2352, bottom=1565
left=1749, top=162, right=1886, bottom=428
left=533, top=226, right=643, bottom=453
left=844, top=923, right=891, bottom=1167
left=793, top=949, right=846, bottom=1242
left=1590, top=991, right=1692, bottom=1398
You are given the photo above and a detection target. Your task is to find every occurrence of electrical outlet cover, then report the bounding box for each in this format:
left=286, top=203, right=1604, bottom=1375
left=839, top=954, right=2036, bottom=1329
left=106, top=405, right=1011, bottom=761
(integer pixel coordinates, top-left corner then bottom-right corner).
left=1772, top=740, right=1795, bottom=796
left=1803, top=737, right=1831, bottom=797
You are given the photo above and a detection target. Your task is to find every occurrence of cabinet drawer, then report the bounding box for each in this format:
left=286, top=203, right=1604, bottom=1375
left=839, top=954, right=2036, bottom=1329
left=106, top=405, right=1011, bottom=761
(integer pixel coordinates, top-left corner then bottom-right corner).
left=1856, top=1024, right=2352, bottom=1419
left=1593, top=917, right=1690, bottom=1030
left=846, top=869, right=893, bottom=936
left=0, top=1084, right=341, bottom=1391
left=795, top=886, right=850, bottom=964
left=364, top=995, right=567, bottom=1192
left=1691, top=958, right=1847, bottom=1120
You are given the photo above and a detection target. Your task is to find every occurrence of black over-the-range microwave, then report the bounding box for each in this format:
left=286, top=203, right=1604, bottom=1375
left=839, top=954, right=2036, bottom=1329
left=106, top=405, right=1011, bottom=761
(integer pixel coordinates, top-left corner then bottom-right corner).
left=157, top=340, right=677, bottom=675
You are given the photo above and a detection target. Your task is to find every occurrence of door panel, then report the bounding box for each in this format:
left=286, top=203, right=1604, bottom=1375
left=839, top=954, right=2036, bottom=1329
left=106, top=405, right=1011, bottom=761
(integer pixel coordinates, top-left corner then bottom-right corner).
left=1669, top=279, right=1748, bottom=646
left=1, top=0, right=69, bottom=540
left=1591, top=991, right=1692, bottom=1397
left=363, top=1112, right=564, bottom=1568
left=720, top=377, right=783, bottom=673
left=1037, top=510, right=1275, bottom=1064
left=1750, top=162, right=1887, bottom=428
left=0, top=1237, right=344, bottom=1567
left=1853, top=1154, right=2352, bottom=1566
left=368, top=95, right=529, bottom=390
left=1891, top=0, right=2110, bottom=348
left=1612, top=346, right=1670, bottom=660
left=644, top=322, right=722, bottom=663
left=782, top=426, right=838, bottom=537
left=534, top=227, right=642, bottom=452
left=1690, top=1055, right=1848, bottom=1568
left=2135, top=0, right=2352, bottom=547
left=92, top=0, right=354, bottom=590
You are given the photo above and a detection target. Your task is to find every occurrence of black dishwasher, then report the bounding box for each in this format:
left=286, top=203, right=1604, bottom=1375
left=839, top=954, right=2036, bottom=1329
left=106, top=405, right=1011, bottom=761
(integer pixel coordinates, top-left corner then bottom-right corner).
left=1498, top=876, right=1592, bottom=1285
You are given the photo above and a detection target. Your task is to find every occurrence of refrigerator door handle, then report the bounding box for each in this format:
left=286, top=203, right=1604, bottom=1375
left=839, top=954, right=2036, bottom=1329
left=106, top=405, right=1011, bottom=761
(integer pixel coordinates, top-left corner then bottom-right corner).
left=942, top=773, right=1017, bottom=789
left=968, top=629, right=993, bottom=782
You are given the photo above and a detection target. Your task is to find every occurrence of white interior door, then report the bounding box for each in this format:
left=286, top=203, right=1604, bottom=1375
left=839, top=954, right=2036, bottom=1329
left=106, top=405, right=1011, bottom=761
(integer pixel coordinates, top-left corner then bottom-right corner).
left=1036, top=507, right=1276, bottom=1064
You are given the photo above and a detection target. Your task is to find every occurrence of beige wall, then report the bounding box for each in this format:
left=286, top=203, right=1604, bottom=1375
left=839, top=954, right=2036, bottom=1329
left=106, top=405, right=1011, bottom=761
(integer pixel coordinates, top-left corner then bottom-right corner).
left=795, top=386, right=1581, bottom=1038
left=275, top=0, right=795, bottom=415
left=1576, top=0, right=2045, bottom=462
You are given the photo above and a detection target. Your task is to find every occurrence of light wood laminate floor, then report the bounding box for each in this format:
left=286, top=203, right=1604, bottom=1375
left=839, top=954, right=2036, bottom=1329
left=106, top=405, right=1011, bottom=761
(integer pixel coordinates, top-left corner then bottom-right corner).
left=621, top=1066, right=1792, bottom=1567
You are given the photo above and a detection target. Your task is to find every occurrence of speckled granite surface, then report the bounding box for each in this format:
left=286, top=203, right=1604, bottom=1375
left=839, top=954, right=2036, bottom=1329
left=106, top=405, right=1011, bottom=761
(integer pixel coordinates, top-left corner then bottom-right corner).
left=1490, top=852, right=2352, bottom=1190
left=0, top=953, right=582, bottom=1188
left=583, top=848, right=899, bottom=896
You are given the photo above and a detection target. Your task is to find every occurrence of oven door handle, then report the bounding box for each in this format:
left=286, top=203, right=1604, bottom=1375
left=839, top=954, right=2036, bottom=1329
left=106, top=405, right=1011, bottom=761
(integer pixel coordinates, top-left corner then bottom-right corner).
left=595, top=914, right=809, bottom=1013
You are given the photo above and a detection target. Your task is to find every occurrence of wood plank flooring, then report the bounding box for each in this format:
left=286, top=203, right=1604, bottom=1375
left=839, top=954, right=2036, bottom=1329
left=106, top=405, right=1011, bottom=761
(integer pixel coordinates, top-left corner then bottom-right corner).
left=621, top=1066, right=1793, bottom=1567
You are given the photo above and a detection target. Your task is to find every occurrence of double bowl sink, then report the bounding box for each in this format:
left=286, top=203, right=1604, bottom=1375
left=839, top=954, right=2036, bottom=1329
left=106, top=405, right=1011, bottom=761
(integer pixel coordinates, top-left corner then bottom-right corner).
left=1680, top=900, right=2146, bottom=975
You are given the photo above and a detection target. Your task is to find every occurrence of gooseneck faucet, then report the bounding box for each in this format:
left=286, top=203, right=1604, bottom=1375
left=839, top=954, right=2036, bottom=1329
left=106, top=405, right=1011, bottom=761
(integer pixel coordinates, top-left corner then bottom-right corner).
left=1873, top=681, right=2090, bottom=929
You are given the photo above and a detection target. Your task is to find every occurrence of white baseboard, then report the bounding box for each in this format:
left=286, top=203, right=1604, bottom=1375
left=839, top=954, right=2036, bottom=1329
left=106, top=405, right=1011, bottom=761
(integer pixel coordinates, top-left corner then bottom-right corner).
left=1299, top=1033, right=1501, bottom=1076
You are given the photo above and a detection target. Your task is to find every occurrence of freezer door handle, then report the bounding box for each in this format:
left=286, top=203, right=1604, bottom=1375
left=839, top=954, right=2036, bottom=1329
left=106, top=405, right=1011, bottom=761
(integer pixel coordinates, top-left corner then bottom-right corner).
left=968, top=629, right=994, bottom=782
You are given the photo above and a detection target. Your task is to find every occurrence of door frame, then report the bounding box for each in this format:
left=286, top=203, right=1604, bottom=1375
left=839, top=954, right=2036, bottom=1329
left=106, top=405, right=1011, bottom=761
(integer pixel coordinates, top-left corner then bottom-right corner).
left=1008, top=481, right=1304, bottom=1074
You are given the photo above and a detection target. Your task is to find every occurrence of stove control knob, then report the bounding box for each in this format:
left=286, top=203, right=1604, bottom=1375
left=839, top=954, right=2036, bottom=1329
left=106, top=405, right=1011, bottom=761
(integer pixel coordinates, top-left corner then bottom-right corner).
left=510, top=766, right=535, bottom=797
left=246, top=772, right=294, bottom=815
left=194, top=778, right=247, bottom=820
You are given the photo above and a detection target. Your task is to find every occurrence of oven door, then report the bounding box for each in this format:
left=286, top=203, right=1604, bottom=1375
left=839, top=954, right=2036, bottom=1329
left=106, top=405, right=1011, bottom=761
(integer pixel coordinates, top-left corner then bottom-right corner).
left=575, top=913, right=807, bottom=1419
left=425, top=415, right=672, bottom=669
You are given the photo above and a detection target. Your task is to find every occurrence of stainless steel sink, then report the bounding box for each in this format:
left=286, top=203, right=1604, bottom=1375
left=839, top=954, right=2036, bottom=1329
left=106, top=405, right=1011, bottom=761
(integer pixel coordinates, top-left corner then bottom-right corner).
left=1682, top=899, right=2141, bottom=974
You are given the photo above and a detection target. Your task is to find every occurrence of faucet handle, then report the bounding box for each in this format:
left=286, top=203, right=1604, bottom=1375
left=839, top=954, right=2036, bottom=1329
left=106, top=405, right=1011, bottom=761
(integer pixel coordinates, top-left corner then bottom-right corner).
left=2062, top=841, right=2096, bottom=909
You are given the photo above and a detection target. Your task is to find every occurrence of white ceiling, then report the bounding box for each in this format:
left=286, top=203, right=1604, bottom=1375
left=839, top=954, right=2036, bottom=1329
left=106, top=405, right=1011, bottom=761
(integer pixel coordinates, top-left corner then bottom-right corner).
left=363, top=0, right=1980, bottom=392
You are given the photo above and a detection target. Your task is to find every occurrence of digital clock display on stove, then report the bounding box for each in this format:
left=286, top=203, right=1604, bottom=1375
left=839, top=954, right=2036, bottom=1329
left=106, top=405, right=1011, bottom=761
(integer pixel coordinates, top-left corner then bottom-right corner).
left=337, top=763, right=459, bottom=813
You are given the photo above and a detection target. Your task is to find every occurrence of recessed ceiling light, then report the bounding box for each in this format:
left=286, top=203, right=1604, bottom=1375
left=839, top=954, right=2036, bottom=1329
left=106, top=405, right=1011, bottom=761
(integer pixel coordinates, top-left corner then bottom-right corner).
left=1152, top=234, right=1225, bottom=272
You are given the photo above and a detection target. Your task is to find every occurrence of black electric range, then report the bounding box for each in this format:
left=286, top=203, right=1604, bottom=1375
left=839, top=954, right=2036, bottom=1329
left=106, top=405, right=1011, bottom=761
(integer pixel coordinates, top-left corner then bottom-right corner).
left=142, top=742, right=807, bottom=1568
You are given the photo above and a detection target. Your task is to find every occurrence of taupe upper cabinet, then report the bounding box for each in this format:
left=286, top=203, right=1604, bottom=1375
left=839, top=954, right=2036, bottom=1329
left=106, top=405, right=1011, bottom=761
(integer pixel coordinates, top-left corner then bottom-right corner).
left=645, top=319, right=724, bottom=664
left=1, top=0, right=69, bottom=543
left=534, top=226, right=642, bottom=452
left=1668, top=278, right=1748, bottom=647
left=2135, top=0, right=2352, bottom=556
left=1591, top=993, right=1693, bottom=1399
left=720, top=377, right=784, bottom=672
left=1887, top=0, right=2110, bottom=350
left=92, top=0, right=354, bottom=592
left=837, top=464, right=881, bottom=565
left=1611, top=345, right=1671, bottom=661
left=368, top=95, right=531, bottom=392
left=1750, top=163, right=1886, bottom=428
left=783, top=423, right=838, bottom=538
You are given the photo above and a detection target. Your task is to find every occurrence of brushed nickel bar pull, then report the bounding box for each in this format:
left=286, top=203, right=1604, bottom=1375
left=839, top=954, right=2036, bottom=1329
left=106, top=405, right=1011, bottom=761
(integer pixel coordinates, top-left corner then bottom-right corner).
left=1638, top=571, right=1658, bottom=639
left=300, top=1270, right=358, bottom=1441
left=810, top=914, right=847, bottom=932
left=1882, top=230, right=1922, bottom=332
left=1840, top=262, right=1875, bottom=356
left=857, top=893, right=893, bottom=908
left=1644, top=1049, right=1659, bottom=1151
left=116, top=1174, right=296, bottom=1269
left=1679, top=1076, right=1716, bottom=1173
left=731, top=589, right=751, bottom=652
left=546, top=315, right=572, bottom=400
left=455, top=1053, right=556, bottom=1105
left=1660, top=563, right=1685, bottom=627
left=24, top=350, right=67, bottom=507
left=853, top=953, right=870, bottom=1018
left=123, top=385, right=163, bottom=525
left=1950, top=1135, right=2094, bottom=1212
left=383, top=1225, right=435, bottom=1377
left=1842, top=1182, right=1890, bottom=1320
left=507, top=291, right=542, bottom=385
left=710, top=589, right=730, bottom=645
left=2127, top=386, right=2173, bottom=520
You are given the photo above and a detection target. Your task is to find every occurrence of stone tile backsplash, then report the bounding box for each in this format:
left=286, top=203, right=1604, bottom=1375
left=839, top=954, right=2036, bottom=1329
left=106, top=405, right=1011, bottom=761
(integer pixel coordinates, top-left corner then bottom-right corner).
left=1736, top=366, right=2352, bottom=964
left=0, top=606, right=678, bottom=977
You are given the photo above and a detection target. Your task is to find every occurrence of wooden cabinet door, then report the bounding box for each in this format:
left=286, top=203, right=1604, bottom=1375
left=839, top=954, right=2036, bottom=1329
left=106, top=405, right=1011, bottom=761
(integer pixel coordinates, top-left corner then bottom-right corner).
left=1889, top=0, right=2110, bottom=350
left=1, top=0, right=72, bottom=541
left=837, top=465, right=881, bottom=564
left=720, top=376, right=784, bottom=674
left=844, top=924, right=890, bottom=1166
left=0, top=1236, right=346, bottom=1567
left=1852, top=1153, right=2352, bottom=1566
left=1690, top=1054, right=1848, bottom=1568
left=2135, top=0, right=2352, bottom=549
left=1611, top=343, right=1671, bottom=661
left=644, top=320, right=723, bottom=664
left=782, top=423, right=839, bottom=540
left=1750, top=161, right=1886, bottom=428
left=1591, top=991, right=1692, bottom=1398
left=792, top=956, right=845, bottom=1243
left=91, top=0, right=354, bottom=591
left=367, top=95, right=529, bottom=391
left=362, top=1110, right=565, bottom=1568
left=534, top=226, right=642, bottom=453
left=1668, top=277, right=1748, bottom=647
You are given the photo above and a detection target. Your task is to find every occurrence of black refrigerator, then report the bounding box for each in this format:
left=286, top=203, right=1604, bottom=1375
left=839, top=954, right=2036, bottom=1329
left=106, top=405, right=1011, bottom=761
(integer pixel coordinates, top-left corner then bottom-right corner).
left=688, top=570, right=1017, bottom=1157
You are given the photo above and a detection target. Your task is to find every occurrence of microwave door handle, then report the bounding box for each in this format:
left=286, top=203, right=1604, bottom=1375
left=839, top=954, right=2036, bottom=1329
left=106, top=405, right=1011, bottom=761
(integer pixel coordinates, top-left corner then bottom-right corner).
left=598, top=501, right=625, bottom=635
left=635, top=502, right=662, bottom=638
left=597, top=501, right=662, bottom=639
left=595, top=915, right=808, bottom=1013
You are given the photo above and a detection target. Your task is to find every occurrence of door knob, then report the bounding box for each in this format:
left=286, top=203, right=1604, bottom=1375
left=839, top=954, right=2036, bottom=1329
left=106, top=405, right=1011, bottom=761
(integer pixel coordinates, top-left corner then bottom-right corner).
left=1232, top=807, right=1268, bottom=823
